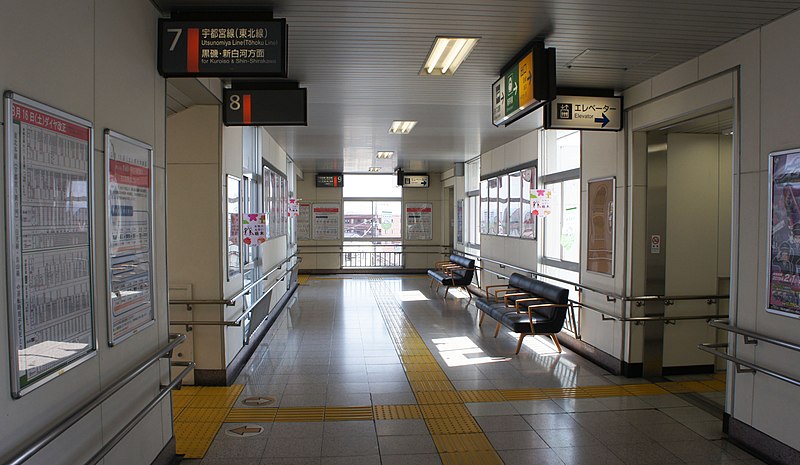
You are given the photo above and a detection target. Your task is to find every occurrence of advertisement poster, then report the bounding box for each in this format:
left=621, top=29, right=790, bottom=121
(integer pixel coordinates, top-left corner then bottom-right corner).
left=105, top=131, right=155, bottom=345
left=587, top=177, right=615, bottom=276
left=297, top=203, right=311, bottom=240
left=243, top=213, right=267, bottom=245
left=4, top=93, right=96, bottom=397
left=531, top=188, right=552, bottom=216
left=313, top=203, right=341, bottom=240
left=405, top=203, right=433, bottom=241
left=768, top=149, right=800, bottom=318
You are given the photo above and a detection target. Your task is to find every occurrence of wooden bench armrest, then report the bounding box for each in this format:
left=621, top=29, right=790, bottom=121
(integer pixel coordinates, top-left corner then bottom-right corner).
left=526, top=303, right=570, bottom=310
left=495, top=288, right=521, bottom=299
left=503, top=292, right=531, bottom=306
left=514, top=297, right=545, bottom=309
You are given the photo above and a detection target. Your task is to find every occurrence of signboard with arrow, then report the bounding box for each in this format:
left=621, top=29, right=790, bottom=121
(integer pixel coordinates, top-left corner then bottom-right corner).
left=492, top=42, right=556, bottom=127
left=545, top=95, right=623, bottom=131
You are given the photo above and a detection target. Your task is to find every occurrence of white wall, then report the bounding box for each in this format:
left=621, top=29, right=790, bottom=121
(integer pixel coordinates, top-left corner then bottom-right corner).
left=624, top=10, right=800, bottom=452
left=0, top=1, right=171, bottom=464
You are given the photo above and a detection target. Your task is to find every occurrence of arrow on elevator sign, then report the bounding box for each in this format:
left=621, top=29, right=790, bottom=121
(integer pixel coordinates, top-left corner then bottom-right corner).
left=594, top=113, right=610, bottom=128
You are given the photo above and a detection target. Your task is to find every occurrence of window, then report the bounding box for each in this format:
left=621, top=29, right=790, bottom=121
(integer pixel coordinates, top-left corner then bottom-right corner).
left=343, top=174, right=401, bottom=198
left=464, top=158, right=481, bottom=249
left=343, top=201, right=402, bottom=238
left=263, top=165, right=288, bottom=238
left=342, top=174, right=403, bottom=268
left=541, top=129, right=581, bottom=269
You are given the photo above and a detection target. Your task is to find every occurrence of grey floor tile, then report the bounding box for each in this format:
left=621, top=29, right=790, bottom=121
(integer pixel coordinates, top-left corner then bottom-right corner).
left=368, top=382, right=412, bottom=394
left=486, top=430, right=548, bottom=450
left=586, top=424, right=656, bottom=445
left=523, top=413, right=581, bottom=430
left=638, top=421, right=706, bottom=443
left=259, top=458, right=321, bottom=465
left=280, top=393, right=327, bottom=407
left=498, top=448, right=567, bottom=465
left=323, top=421, right=375, bottom=436
left=264, top=435, right=322, bottom=458
left=552, top=398, right=612, bottom=413
left=552, top=445, right=625, bottom=465
left=202, top=459, right=261, bottom=465
left=320, top=434, right=379, bottom=457
left=465, top=401, right=517, bottom=416
left=569, top=411, right=629, bottom=428
left=371, top=392, right=418, bottom=405
left=660, top=406, right=719, bottom=423
left=379, top=454, right=442, bottom=465
left=375, top=419, right=430, bottom=436
left=606, top=442, right=682, bottom=464
left=683, top=420, right=725, bottom=439
left=320, top=456, right=381, bottom=465
left=475, top=414, right=533, bottom=432
left=537, top=428, right=603, bottom=448
left=325, top=392, right=372, bottom=406
left=377, top=434, right=437, bottom=455
left=511, top=400, right=565, bottom=415
left=597, top=395, right=654, bottom=410
left=616, top=409, right=678, bottom=426
left=659, top=440, right=742, bottom=463
left=270, top=422, right=324, bottom=438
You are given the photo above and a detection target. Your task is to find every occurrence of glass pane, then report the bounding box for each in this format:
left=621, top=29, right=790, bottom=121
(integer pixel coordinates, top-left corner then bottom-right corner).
left=509, top=171, right=522, bottom=237
left=480, top=180, right=488, bottom=234
left=521, top=168, right=535, bottom=239
left=498, top=174, right=509, bottom=236
left=343, top=201, right=374, bottom=238
left=544, top=182, right=562, bottom=259
left=374, top=201, right=402, bottom=238
left=343, top=174, right=401, bottom=198
left=556, top=130, right=581, bottom=172
left=561, top=179, right=581, bottom=263
left=488, top=178, right=498, bottom=235
left=227, top=176, right=241, bottom=279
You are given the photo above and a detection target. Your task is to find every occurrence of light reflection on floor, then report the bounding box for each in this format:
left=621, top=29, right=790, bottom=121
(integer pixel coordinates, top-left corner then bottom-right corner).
left=432, top=336, right=511, bottom=367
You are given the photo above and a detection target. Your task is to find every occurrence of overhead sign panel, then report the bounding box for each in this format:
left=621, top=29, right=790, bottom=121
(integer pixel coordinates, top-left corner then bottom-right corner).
left=158, top=18, right=287, bottom=77
left=492, top=43, right=556, bottom=127
left=223, top=88, right=307, bottom=126
left=316, top=174, right=343, bottom=188
left=545, top=95, right=623, bottom=131
left=403, top=174, right=430, bottom=188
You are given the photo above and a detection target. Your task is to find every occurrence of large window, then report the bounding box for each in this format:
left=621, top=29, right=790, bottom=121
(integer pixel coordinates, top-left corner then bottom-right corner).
left=541, top=130, right=581, bottom=270
left=343, top=201, right=402, bottom=238
left=342, top=174, right=402, bottom=268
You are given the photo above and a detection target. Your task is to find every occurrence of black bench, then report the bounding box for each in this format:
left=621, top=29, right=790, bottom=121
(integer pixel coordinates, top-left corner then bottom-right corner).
left=427, top=254, right=476, bottom=302
left=476, top=273, right=570, bottom=354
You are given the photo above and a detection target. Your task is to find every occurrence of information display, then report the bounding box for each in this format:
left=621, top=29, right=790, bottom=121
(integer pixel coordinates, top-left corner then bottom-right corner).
left=4, top=92, right=96, bottom=397
left=312, top=203, right=341, bottom=240
left=105, top=131, right=155, bottom=345
left=297, top=203, right=311, bottom=240
left=316, top=173, right=343, bottom=187
left=223, top=88, right=307, bottom=126
left=405, top=203, right=433, bottom=241
left=158, top=18, right=287, bottom=78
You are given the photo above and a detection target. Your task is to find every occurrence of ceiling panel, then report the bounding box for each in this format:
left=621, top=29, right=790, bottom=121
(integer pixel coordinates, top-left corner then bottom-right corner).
left=154, top=0, right=800, bottom=172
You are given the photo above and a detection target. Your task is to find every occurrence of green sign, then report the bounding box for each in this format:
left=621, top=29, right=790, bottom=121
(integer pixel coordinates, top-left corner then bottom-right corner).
left=504, top=63, right=519, bottom=115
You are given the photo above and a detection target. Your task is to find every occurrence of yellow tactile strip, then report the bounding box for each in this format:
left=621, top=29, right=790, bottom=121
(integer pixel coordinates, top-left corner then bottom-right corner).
left=172, top=384, right=244, bottom=459
left=298, top=274, right=310, bottom=285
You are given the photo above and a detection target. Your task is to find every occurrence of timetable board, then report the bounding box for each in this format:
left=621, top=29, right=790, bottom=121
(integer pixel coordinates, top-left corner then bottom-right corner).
left=105, top=131, right=155, bottom=345
left=312, top=203, right=341, bottom=240
left=405, top=203, right=433, bottom=241
left=4, top=92, right=96, bottom=397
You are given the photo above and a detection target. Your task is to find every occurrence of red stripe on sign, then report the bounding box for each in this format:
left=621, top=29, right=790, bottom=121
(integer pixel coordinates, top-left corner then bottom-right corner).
left=187, top=28, right=200, bottom=73
left=243, top=94, right=252, bottom=124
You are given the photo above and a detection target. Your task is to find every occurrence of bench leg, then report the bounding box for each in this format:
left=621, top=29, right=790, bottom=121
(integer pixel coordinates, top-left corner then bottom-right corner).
left=515, top=334, right=527, bottom=354
left=478, top=311, right=485, bottom=325
left=435, top=282, right=441, bottom=293
left=430, top=278, right=434, bottom=288
left=443, top=286, right=450, bottom=299
left=463, top=287, right=472, bottom=305
left=550, top=334, right=562, bottom=353
left=493, top=322, right=502, bottom=337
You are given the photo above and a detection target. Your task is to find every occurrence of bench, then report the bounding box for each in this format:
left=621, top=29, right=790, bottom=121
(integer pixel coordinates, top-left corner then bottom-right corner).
left=427, top=254, right=476, bottom=302
left=475, top=273, right=570, bottom=354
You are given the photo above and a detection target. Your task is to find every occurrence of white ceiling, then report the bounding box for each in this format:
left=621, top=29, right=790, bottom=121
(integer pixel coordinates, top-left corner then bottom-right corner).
left=153, top=0, right=800, bottom=173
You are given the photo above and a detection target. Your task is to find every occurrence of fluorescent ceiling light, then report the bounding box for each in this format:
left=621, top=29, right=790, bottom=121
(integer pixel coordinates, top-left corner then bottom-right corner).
left=422, top=37, right=479, bottom=76
left=389, top=121, right=417, bottom=134
left=377, top=151, right=394, bottom=159
left=368, top=167, right=382, bottom=172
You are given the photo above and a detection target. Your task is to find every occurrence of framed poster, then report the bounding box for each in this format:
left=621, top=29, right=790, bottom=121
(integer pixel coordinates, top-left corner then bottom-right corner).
left=521, top=167, right=537, bottom=239
left=4, top=92, right=96, bottom=397
left=586, top=177, right=615, bottom=276
left=297, top=202, right=311, bottom=240
left=105, top=130, right=156, bottom=345
left=227, top=175, right=241, bottom=280
left=405, top=203, right=433, bottom=241
left=768, top=149, right=800, bottom=318
left=312, top=203, right=341, bottom=240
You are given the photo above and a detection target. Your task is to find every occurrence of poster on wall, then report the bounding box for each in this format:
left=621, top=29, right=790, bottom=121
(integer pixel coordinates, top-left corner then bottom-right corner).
left=405, top=203, right=433, bottom=241
left=586, top=177, right=615, bottom=276
left=4, top=92, right=97, bottom=397
left=243, top=213, right=267, bottom=245
left=297, top=202, right=311, bottom=240
left=531, top=188, right=552, bottom=216
left=227, top=175, right=241, bottom=280
left=313, top=203, right=341, bottom=240
left=768, top=149, right=800, bottom=318
left=105, top=130, right=156, bottom=345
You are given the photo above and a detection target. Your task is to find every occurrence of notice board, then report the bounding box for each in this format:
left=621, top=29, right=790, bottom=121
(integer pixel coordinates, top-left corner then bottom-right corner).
left=312, top=203, right=341, bottom=240
left=4, top=92, right=96, bottom=397
left=405, top=203, right=433, bottom=241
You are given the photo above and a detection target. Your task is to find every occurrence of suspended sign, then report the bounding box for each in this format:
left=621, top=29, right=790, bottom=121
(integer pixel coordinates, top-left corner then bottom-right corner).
left=545, top=95, right=623, bottom=131
left=242, top=213, right=267, bottom=245
left=492, top=42, right=556, bottom=126
left=530, top=189, right=553, bottom=216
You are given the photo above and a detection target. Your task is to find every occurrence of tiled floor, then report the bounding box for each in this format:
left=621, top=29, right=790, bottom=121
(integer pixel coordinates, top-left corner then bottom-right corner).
left=179, top=275, right=765, bottom=465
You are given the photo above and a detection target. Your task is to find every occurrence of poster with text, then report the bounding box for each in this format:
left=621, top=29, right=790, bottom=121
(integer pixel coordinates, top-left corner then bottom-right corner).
left=586, top=177, right=615, bottom=276
left=297, top=203, right=311, bottom=240
left=5, top=92, right=96, bottom=397
left=313, top=203, right=341, bottom=240
left=769, top=149, right=800, bottom=318
left=243, top=213, right=267, bottom=245
left=105, top=131, right=155, bottom=345
left=405, top=203, right=433, bottom=241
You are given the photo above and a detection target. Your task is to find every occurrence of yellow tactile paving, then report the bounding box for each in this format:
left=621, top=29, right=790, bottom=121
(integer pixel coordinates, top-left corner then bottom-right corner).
left=373, top=404, right=423, bottom=420
left=500, top=389, right=549, bottom=401
left=298, top=274, right=310, bottom=285
left=403, top=363, right=442, bottom=373
left=416, top=391, right=465, bottom=404
left=440, top=451, right=505, bottom=465
left=172, top=384, right=245, bottom=459
left=623, top=383, right=671, bottom=396
left=324, top=406, right=374, bottom=421
left=175, top=407, right=232, bottom=423
left=186, top=394, right=241, bottom=408
left=425, top=417, right=483, bottom=435
left=458, top=390, right=505, bottom=403
left=173, top=386, right=202, bottom=397
left=407, top=371, right=451, bottom=381
left=226, top=408, right=278, bottom=422
left=432, top=433, right=495, bottom=452
left=174, top=422, right=220, bottom=459
left=410, top=380, right=457, bottom=392
left=421, top=404, right=472, bottom=418
left=274, top=407, right=326, bottom=422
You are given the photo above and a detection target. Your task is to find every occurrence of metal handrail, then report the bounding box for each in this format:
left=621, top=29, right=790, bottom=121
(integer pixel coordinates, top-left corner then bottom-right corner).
left=698, top=343, right=800, bottom=388
left=456, top=251, right=729, bottom=304
left=5, top=334, right=189, bottom=465
left=708, top=319, right=800, bottom=353
left=170, top=263, right=297, bottom=327
left=84, top=361, right=195, bottom=465
left=169, top=254, right=297, bottom=308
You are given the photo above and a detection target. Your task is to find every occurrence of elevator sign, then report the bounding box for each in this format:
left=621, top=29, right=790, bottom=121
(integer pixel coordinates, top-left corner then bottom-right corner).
left=158, top=18, right=287, bottom=78
left=545, top=95, right=623, bottom=131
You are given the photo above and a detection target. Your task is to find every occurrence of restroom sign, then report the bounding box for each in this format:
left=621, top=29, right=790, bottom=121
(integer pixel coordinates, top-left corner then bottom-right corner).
left=545, top=95, right=622, bottom=131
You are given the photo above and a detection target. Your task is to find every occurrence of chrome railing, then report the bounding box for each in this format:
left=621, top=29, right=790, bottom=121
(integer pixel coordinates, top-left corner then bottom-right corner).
left=698, top=319, right=800, bottom=388
left=169, top=254, right=298, bottom=309
left=342, top=251, right=403, bottom=268
left=4, top=334, right=193, bottom=465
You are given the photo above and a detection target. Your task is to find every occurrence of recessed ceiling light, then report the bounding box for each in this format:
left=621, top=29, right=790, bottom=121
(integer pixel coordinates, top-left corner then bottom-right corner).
left=389, top=121, right=417, bottom=134
left=377, top=151, right=394, bottom=159
left=421, top=37, right=479, bottom=76
left=368, top=167, right=382, bottom=172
